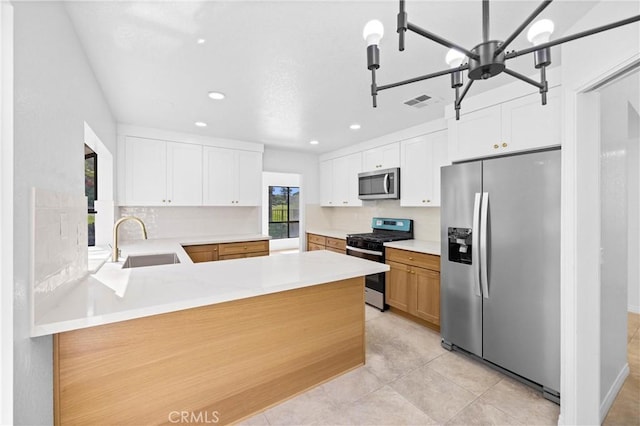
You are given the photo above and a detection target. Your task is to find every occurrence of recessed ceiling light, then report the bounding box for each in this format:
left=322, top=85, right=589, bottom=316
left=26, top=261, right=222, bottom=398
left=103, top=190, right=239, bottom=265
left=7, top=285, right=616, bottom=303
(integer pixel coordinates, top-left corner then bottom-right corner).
left=349, top=123, right=361, bottom=130
left=197, top=38, right=206, bottom=44
left=194, top=121, right=207, bottom=127
left=208, top=91, right=225, bottom=100
left=309, top=140, right=319, bottom=145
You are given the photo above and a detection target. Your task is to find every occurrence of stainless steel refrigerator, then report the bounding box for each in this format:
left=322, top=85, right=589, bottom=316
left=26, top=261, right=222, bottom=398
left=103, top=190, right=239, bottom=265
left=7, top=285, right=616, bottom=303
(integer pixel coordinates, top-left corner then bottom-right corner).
left=440, top=149, right=561, bottom=402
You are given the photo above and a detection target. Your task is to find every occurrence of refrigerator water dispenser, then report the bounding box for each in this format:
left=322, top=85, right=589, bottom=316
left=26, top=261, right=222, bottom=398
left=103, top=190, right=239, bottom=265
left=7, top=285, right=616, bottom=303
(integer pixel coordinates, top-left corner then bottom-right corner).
left=448, top=227, right=472, bottom=264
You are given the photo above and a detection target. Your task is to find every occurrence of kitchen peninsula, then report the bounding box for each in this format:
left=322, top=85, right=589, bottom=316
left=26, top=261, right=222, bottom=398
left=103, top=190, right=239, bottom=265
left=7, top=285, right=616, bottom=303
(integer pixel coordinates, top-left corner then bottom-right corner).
left=34, top=239, right=388, bottom=425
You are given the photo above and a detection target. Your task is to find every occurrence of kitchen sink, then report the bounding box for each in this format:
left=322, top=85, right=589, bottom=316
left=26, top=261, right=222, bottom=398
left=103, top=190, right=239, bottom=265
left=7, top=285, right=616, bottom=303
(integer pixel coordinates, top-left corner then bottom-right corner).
left=121, top=253, right=181, bottom=269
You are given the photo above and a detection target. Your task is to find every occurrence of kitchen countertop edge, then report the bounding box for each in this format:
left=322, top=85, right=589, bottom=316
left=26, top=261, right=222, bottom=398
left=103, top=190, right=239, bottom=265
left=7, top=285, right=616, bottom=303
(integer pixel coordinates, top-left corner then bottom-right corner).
left=384, top=239, right=441, bottom=256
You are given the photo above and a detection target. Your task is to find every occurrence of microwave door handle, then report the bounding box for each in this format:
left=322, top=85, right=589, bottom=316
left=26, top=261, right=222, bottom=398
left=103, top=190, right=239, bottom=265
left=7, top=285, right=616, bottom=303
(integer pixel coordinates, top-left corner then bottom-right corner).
left=472, top=193, right=482, bottom=297
left=383, top=173, right=389, bottom=194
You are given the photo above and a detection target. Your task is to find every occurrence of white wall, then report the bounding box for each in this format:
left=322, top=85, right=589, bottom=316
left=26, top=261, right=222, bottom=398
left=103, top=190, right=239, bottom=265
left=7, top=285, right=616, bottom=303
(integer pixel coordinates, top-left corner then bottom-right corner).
left=262, top=172, right=301, bottom=251
left=598, top=69, right=637, bottom=413
left=628, top=91, right=640, bottom=313
left=13, top=3, right=116, bottom=424
left=560, top=1, right=640, bottom=424
left=0, top=2, right=14, bottom=423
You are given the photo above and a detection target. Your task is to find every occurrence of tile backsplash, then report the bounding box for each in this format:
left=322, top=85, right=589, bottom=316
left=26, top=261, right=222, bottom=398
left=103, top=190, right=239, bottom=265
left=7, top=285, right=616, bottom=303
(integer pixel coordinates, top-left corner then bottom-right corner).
left=306, top=201, right=441, bottom=241
left=32, top=188, right=88, bottom=297
left=117, top=206, right=261, bottom=241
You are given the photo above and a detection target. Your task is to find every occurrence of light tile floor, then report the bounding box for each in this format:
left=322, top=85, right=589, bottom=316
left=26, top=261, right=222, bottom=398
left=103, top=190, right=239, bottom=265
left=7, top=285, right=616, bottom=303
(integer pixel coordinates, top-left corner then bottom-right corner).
left=239, top=306, right=561, bottom=425
left=604, top=312, right=640, bottom=425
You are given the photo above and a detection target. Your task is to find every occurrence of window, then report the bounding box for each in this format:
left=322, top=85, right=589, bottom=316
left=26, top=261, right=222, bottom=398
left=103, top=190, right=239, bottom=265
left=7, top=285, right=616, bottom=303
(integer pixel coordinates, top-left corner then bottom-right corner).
left=85, top=145, right=97, bottom=246
left=268, top=186, right=299, bottom=239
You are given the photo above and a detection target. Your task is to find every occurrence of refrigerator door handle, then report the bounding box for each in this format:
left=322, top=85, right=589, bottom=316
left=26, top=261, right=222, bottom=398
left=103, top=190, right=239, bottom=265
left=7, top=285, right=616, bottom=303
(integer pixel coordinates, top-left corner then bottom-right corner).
left=480, top=192, right=490, bottom=299
left=472, top=193, right=482, bottom=297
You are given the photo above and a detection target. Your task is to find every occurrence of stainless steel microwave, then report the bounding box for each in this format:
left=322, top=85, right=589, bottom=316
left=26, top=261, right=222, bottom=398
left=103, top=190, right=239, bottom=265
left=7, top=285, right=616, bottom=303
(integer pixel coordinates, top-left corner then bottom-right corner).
left=358, top=168, right=400, bottom=200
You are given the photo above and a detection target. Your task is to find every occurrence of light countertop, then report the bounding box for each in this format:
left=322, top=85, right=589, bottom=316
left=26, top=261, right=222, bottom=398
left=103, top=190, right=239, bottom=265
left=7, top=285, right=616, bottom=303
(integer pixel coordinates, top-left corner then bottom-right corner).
left=33, top=235, right=388, bottom=337
left=384, top=239, right=441, bottom=256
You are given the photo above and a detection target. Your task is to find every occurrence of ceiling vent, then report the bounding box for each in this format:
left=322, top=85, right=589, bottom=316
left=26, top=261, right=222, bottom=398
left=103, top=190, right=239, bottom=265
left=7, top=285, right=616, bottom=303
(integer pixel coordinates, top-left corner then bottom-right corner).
left=404, top=94, right=441, bottom=109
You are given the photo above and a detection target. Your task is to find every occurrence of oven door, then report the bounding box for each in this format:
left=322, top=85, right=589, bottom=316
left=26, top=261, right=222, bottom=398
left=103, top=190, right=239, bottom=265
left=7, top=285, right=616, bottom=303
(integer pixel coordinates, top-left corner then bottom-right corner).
left=346, top=246, right=386, bottom=310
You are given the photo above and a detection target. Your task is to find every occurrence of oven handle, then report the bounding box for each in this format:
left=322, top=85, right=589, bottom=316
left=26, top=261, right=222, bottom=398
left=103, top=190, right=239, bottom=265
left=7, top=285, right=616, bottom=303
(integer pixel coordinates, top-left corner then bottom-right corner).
left=346, top=246, right=384, bottom=257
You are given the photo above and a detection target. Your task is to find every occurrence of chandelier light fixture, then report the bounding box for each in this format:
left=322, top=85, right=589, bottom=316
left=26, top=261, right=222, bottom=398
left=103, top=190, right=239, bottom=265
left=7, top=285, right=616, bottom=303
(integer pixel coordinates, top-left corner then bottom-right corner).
left=363, top=0, right=640, bottom=120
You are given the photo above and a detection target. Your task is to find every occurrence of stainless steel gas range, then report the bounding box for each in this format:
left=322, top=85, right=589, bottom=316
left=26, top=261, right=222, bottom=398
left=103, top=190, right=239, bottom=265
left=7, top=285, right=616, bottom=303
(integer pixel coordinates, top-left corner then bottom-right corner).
left=346, top=218, right=414, bottom=311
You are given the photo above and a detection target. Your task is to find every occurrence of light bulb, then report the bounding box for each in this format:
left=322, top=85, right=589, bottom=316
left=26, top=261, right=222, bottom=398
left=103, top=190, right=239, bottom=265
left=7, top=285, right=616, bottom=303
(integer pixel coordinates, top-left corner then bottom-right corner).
left=527, top=19, right=554, bottom=46
left=445, top=49, right=466, bottom=68
left=363, top=20, right=384, bottom=46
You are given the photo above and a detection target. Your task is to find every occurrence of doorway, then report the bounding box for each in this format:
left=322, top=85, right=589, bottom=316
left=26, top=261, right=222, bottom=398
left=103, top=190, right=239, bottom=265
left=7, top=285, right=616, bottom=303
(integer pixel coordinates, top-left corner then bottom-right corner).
left=262, top=172, right=303, bottom=254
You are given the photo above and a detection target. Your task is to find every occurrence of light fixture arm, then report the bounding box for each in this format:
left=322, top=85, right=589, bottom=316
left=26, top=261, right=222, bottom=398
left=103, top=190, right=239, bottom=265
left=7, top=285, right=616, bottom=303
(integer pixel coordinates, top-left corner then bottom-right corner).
left=494, top=0, right=553, bottom=57
left=407, top=22, right=479, bottom=60
left=454, top=79, right=475, bottom=120
left=398, top=0, right=407, bottom=51
left=503, top=68, right=544, bottom=90
left=482, top=0, right=490, bottom=43
left=376, top=64, right=469, bottom=92
left=505, top=14, right=640, bottom=60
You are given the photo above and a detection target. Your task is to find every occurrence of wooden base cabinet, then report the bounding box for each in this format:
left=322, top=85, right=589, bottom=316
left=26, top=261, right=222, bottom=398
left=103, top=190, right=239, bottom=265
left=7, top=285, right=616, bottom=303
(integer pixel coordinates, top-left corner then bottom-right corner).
left=306, top=233, right=346, bottom=254
left=183, top=240, right=268, bottom=263
left=53, top=278, right=365, bottom=425
left=385, top=248, right=440, bottom=328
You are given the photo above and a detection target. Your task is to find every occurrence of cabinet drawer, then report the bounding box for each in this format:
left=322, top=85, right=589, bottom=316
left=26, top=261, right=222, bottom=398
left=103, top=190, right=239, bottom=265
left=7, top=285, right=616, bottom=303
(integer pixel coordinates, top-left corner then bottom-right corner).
left=308, top=242, right=326, bottom=251
left=326, top=237, right=346, bottom=251
left=307, top=234, right=327, bottom=245
left=219, top=240, right=269, bottom=256
left=326, top=247, right=345, bottom=254
left=219, top=253, right=245, bottom=260
left=385, top=247, right=440, bottom=271
left=183, top=244, right=219, bottom=263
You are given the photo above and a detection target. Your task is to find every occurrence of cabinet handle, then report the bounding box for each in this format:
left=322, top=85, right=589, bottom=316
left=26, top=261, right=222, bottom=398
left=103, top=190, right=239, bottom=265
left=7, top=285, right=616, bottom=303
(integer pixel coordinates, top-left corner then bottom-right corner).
left=168, top=200, right=172, bottom=203
left=409, top=257, right=414, bottom=260
left=162, top=199, right=166, bottom=203
left=502, top=142, right=508, bottom=148
left=493, top=144, right=499, bottom=149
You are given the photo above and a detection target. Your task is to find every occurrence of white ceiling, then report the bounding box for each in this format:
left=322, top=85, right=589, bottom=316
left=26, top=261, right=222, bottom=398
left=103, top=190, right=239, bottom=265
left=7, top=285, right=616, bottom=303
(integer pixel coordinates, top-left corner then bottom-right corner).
left=64, top=0, right=615, bottom=153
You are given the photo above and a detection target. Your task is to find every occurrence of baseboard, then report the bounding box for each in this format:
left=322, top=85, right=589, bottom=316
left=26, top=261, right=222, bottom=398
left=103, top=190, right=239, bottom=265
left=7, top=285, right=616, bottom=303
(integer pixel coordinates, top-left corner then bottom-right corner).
left=600, top=363, right=630, bottom=423
left=628, top=305, right=640, bottom=314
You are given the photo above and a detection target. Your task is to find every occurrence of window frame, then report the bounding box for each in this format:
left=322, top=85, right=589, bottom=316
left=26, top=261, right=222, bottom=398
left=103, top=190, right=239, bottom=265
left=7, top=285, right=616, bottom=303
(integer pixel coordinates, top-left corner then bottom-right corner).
left=268, top=186, right=300, bottom=240
left=85, top=151, right=98, bottom=214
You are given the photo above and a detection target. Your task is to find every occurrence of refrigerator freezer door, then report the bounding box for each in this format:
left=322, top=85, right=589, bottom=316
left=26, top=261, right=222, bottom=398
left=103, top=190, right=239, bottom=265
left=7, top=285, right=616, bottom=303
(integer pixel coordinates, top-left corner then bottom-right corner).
left=481, top=149, right=561, bottom=392
left=441, top=161, right=483, bottom=357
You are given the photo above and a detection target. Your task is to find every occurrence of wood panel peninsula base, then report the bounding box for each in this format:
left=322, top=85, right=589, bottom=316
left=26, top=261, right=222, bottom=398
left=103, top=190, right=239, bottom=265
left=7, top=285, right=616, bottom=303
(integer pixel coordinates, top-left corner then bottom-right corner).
left=53, top=277, right=365, bottom=425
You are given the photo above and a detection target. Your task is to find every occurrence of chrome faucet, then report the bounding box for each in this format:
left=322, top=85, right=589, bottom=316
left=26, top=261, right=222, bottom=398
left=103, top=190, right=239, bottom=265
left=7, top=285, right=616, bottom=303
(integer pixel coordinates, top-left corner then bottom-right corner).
left=112, top=216, right=148, bottom=262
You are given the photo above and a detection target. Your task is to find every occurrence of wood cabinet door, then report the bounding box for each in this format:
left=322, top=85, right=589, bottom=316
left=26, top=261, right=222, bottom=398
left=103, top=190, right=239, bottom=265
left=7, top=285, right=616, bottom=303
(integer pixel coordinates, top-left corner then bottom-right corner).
left=415, top=268, right=440, bottom=325
left=236, top=150, right=262, bottom=206
left=319, top=160, right=333, bottom=206
left=501, top=90, right=561, bottom=154
left=166, top=142, right=202, bottom=206
left=203, top=146, right=236, bottom=206
left=400, top=132, right=448, bottom=208
left=448, top=104, right=502, bottom=162
left=385, top=261, right=410, bottom=312
left=124, top=136, right=167, bottom=205
left=363, top=142, right=400, bottom=171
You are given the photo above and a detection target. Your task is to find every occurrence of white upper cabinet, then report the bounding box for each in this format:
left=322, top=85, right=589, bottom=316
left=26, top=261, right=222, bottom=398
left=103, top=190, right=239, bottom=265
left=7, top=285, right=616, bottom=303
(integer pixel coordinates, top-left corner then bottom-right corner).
left=320, top=152, right=362, bottom=207
left=400, top=130, right=449, bottom=207
left=124, top=137, right=202, bottom=206
left=448, top=89, right=561, bottom=162
left=203, top=147, right=262, bottom=206
left=362, top=142, right=400, bottom=171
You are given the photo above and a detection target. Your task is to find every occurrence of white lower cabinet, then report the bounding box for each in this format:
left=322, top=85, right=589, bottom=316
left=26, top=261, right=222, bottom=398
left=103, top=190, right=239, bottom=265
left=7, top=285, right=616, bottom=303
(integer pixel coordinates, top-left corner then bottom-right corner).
left=124, top=136, right=202, bottom=206
left=400, top=130, right=449, bottom=207
left=203, top=147, right=262, bottom=206
left=448, top=89, right=561, bottom=162
left=320, top=152, right=362, bottom=207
